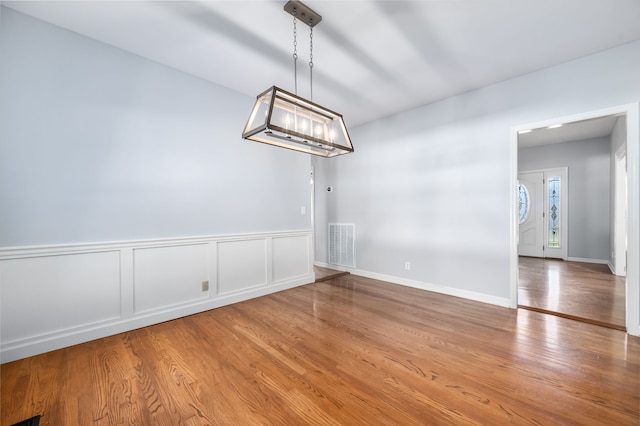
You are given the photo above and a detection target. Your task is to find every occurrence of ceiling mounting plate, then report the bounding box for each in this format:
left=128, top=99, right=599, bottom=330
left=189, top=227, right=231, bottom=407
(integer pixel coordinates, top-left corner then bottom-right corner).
left=284, top=1, right=322, bottom=27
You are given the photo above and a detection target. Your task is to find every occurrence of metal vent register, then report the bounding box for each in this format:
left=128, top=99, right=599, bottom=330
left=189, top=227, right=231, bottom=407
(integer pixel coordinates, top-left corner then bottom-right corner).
left=328, top=223, right=355, bottom=268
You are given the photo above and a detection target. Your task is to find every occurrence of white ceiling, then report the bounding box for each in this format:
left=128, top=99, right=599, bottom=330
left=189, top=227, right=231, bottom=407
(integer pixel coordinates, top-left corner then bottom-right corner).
left=5, top=0, right=640, bottom=127
left=518, top=114, right=622, bottom=149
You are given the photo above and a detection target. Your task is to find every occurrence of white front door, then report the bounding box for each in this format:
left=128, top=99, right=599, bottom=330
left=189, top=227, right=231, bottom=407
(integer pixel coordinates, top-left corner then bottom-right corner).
left=541, top=168, right=568, bottom=260
left=518, top=172, right=544, bottom=257
left=518, top=168, right=569, bottom=260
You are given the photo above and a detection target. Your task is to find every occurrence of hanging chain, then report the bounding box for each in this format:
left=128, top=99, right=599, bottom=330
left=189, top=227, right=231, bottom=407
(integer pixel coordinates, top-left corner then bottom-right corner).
left=309, top=25, right=314, bottom=102
left=293, top=11, right=298, bottom=95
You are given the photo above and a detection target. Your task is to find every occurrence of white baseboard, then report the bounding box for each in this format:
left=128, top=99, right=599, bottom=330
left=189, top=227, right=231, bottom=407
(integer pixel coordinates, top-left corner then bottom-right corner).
left=607, top=262, right=627, bottom=277
left=315, top=262, right=510, bottom=309
left=314, top=261, right=348, bottom=271
left=567, top=257, right=609, bottom=264
left=0, top=230, right=314, bottom=363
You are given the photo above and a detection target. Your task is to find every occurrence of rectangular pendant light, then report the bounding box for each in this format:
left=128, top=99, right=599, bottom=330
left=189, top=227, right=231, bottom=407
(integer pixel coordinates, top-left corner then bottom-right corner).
left=242, top=86, right=353, bottom=157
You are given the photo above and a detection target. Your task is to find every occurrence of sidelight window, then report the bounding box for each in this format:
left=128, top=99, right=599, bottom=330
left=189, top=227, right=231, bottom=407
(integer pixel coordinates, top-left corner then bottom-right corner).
left=548, top=177, right=560, bottom=247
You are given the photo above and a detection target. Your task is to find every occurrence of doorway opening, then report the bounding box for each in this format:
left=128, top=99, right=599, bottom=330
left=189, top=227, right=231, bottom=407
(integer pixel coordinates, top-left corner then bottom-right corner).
left=509, top=104, right=639, bottom=335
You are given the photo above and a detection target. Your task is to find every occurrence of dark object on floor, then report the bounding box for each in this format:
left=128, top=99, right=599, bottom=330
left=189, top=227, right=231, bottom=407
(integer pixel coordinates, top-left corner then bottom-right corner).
left=11, top=415, right=40, bottom=426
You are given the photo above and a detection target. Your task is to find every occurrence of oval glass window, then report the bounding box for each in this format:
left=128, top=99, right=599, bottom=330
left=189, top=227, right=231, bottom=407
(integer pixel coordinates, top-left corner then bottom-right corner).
left=518, top=183, right=530, bottom=225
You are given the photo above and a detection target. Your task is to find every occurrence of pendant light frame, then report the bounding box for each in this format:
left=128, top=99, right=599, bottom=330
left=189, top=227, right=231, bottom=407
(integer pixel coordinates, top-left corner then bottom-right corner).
left=242, top=86, right=353, bottom=157
left=241, top=1, right=353, bottom=157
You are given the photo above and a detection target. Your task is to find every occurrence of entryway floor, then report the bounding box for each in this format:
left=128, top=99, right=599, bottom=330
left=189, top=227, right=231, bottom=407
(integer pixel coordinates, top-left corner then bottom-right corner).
left=518, top=257, right=626, bottom=330
left=315, top=260, right=626, bottom=330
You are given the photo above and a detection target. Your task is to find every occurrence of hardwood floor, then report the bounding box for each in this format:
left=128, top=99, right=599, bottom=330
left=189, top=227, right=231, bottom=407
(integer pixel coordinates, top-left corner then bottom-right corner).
left=313, top=265, right=350, bottom=282
left=518, top=257, right=626, bottom=330
left=2, top=275, right=639, bottom=425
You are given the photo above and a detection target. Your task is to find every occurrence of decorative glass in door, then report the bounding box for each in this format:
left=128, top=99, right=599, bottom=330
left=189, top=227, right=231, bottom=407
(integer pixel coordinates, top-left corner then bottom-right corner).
left=518, top=183, right=530, bottom=225
left=548, top=177, right=560, bottom=247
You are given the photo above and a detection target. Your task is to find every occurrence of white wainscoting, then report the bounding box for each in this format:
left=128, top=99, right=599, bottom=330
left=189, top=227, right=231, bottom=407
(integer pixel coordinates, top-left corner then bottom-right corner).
left=0, top=230, right=314, bottom=363
left=217, top=239, right=268, bottom=295
left=133, top=244, right=210, bottom=314
left=273, top=235, right=312, bottom=283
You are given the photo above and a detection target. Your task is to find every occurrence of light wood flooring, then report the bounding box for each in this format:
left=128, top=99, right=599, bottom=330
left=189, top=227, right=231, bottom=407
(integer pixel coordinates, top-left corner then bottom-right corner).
left=518, top=257, right=626, bottom=330
left=313, top=265, right=350, bottom=282
left=2, top=274, right=639, bottom=425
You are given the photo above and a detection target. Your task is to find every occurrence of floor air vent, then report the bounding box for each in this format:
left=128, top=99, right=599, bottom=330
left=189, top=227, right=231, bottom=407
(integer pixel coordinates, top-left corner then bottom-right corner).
left=328, top=223, right=356, bottom=268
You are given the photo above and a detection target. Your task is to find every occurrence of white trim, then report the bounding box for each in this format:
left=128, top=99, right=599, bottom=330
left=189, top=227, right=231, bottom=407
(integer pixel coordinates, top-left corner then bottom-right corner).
left=314, top=262, right=510, bottom=308
left=0, top=230, right=315, bottom=363
left=310, top=166, right=316, bottom=274
left=0, top=230, right=313, bottom=259
left=567, top=257, right=609, bottom=264
left=510, top=103, right=640, bottom=336
left=509, top=113, right=519, bottom=309
left=626, top=103, right=640, bottom=335
left=613, top=147, right=627, bottom=277
left=314, top=261, right=347, bottom=270
left=350, top=269, right=511, bottom=308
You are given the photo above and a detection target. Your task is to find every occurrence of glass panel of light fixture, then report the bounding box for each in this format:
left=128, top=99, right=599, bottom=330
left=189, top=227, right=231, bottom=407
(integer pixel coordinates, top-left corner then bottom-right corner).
left=243, top=90, right=272, bottom=135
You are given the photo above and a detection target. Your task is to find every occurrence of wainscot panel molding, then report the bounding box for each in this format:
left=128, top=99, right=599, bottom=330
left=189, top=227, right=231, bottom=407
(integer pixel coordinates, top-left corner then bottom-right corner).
left=133, top=244, right=210, bottom=314
left=0, top=230, right=314, bottom=363
left=217, top=239, right=268, bottom=295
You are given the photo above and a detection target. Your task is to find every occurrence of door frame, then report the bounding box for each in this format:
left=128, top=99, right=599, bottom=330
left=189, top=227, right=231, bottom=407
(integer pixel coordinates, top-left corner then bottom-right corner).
left=613, top=146, right=627, bottom=276
left=509, top=103, right=640, bottom=336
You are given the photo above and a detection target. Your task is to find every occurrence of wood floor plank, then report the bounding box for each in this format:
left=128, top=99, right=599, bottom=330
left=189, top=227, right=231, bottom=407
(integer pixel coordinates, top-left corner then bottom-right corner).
left=313, top=265, right=350, bottom=282
left=2, top=274, right=639, bottom=425
left=518, top=257, right=626, bottom=329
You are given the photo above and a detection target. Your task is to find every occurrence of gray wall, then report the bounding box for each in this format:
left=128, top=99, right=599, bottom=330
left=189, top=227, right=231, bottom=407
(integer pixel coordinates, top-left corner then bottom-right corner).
left=0, top=8, right=312, bottom=246
left=5, top=7, right=639, bottom=304
left=519, top=138, right=611, bottom=261
left=316, top=38, right=640, bottom=300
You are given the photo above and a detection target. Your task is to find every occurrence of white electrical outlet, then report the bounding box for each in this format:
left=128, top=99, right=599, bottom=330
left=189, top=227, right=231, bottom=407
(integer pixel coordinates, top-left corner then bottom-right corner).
left=404, top=262, right=411, bottom=270
left=202, top=281, right=209, bottom=292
